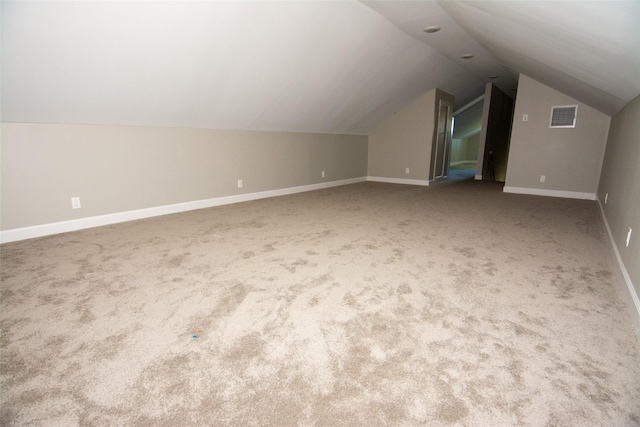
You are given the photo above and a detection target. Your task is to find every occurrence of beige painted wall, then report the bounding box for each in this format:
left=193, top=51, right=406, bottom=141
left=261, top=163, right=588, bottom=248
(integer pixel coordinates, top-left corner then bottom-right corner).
left=505, top=75, right=610, bottom=194
left=466, top=133, right=480, bottom=162
left=597, top=95, right=640, bottom=310
left=451, top=139, right=466, bottom=164
left=0, top=123, right=367, bottom=230
left=368, top=88, right=454, bottom=182
left=451, top=133, right=479, bottom=164
left=367, top=89, right=435, bottom=181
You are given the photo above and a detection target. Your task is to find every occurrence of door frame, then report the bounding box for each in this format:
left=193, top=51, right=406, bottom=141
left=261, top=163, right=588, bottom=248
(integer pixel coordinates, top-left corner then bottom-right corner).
left=431, top=99, right=453, bottom=181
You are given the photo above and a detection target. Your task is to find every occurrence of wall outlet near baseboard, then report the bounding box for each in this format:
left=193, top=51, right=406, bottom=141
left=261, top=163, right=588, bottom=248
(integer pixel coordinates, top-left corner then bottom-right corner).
left=406, top=167, right=410, bottom=174
left=540, top=175, right=546, bottom=183
left=237, top=179, right=243, bottom=189
left=322, top=171, right=325, bottom=178
left=71, top=197, right=81, bottom=209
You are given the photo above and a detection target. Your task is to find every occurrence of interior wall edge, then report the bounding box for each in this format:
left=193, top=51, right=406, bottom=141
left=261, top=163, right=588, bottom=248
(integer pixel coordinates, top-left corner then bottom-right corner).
left=597, top=198, right=640, bottom=341
left=0, top=176, right=367, bottom=244
left=453, top=94, right=485, bottom=116
left=475, top=83, right=492, bottom=178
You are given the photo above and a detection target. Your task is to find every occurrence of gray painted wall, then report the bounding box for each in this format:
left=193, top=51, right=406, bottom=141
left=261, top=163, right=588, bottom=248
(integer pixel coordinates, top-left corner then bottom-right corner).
left=597, top=95, right=640, bottom=320
left=0, top=123, right=367, bottom=231
left=505, top=75, right=610, bottom=196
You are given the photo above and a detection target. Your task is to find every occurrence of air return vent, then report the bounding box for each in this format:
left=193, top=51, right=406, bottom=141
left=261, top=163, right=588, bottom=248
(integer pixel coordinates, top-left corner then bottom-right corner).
left=549, top=105, right=577, bottom=128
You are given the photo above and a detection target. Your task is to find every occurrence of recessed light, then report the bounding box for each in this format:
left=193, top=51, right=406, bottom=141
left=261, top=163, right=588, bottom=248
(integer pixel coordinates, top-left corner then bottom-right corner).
left=460, top=54, right=474, bottom=59
left=423, top=26, right=441, bottom=33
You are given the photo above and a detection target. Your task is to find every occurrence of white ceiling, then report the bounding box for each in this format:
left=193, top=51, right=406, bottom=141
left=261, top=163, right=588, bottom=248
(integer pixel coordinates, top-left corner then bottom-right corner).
left=2, top=1, right=638, bottom=135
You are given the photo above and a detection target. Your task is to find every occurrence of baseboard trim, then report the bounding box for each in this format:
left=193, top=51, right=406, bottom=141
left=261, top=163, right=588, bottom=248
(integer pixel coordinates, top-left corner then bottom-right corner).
left=0, top=177, right=367, bottom=244
left=449, top=161, right=477, bottom=167
left=597, top=199, right=640, bottom=340
left=503, top=186, right=596, bottom=200
left=367, top=176, right=429, bottom=186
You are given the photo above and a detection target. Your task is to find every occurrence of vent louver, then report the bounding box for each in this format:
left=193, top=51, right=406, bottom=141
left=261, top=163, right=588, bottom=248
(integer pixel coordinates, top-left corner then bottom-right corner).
left=550, top=105, right=577, bottom=128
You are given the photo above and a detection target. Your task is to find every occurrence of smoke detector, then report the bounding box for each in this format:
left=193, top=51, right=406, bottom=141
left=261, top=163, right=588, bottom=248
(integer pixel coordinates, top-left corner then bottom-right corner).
left=423, top=26, right=441, bottom=33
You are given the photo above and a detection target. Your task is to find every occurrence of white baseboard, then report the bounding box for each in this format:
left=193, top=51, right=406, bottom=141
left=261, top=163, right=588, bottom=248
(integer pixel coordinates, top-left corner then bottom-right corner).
left=597, top=199, right=640, bottom=340
left=0, top=177, right=367, bottom=244
left=367, top=176, right=429, bottom=186
left=503, top=186, right=596, bottom=200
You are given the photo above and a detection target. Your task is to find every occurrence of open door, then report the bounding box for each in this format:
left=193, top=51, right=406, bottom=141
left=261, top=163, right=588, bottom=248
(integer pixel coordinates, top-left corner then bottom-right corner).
left=432, top=99, right=453, bottom=181
left=477, top=83, right=515, bottom=182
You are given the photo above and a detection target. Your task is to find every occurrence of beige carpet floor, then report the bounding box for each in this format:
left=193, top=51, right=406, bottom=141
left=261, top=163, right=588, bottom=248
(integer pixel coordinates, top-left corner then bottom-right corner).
left=1, top=180, right=639, bottom=426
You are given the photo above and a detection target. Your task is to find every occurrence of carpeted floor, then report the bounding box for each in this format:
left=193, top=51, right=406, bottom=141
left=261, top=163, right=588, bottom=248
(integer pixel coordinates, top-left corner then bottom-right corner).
left=1, top=179, right=639, bottom=426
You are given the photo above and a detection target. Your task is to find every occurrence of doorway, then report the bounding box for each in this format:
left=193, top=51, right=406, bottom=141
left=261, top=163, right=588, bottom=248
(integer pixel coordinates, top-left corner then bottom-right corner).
left=431, top=99, right=453, bottom=181
left=477, top=83, right=515, bottom=182
left=449, top=96, right=484, bottom=181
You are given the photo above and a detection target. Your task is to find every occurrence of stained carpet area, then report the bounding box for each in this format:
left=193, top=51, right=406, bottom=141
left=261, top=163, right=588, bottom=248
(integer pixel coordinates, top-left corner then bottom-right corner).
left=1, top=180, right=639, bottom=426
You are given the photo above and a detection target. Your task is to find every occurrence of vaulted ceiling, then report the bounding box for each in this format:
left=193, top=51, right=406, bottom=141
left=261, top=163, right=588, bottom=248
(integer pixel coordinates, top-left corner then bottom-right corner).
left=2, top=1, right=638, bottom=135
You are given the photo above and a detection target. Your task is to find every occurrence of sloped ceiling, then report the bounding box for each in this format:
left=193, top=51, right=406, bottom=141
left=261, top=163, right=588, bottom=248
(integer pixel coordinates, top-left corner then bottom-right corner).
left=1, top=1, right=638, bottom=135
left=436, top=1, right=640, bottom=115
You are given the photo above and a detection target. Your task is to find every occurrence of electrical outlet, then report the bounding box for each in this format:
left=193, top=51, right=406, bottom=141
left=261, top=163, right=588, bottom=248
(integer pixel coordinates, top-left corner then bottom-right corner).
left=71, top=197, right=81, bottom=209
left=405, top=167, right=410, bottom=174
left=237, top=179, right=243, bottom=189
left=626, top=228, right=632, bottom=247
left=322, top=171, right=325, bottom=178
left=523, top=114, right=528, bottom=122
left=540, top=175, right=546, bottom=183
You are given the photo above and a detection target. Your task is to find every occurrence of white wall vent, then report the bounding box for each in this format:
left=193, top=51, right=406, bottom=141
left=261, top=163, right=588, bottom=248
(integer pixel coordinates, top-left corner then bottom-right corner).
left=549, top=105, right=577, bottom=128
